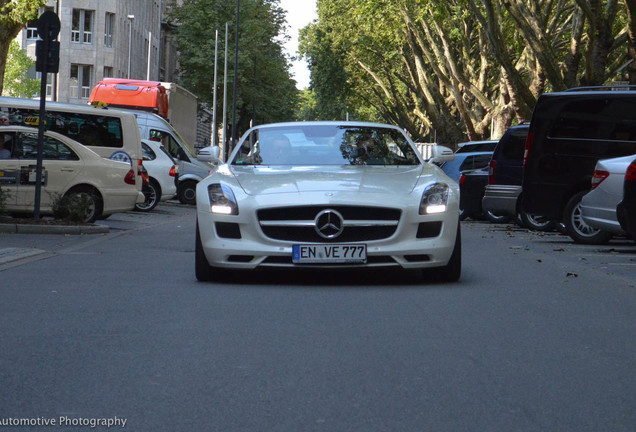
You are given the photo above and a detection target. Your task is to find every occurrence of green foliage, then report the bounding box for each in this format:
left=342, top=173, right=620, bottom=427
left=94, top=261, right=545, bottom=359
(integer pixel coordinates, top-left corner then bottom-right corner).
left=51, top=193, right=93, bottom=223
left=0, top=186, right=9, bottom=215
left=0, top=0, right=50, bottom=95
left=300, top=0, right=636, bottom=145
left=169, top=0, right=299, bottom=137
left=3, top=40, right=40, bottom=98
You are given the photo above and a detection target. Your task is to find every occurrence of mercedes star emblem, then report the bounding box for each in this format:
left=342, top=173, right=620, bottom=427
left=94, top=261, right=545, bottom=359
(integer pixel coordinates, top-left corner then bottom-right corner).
left=314, top=209, right=345, bottom=239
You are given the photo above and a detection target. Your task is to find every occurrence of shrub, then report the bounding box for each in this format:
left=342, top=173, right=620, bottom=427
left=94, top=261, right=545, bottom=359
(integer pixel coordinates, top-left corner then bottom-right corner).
left=51, top=192, right=94, bottom=223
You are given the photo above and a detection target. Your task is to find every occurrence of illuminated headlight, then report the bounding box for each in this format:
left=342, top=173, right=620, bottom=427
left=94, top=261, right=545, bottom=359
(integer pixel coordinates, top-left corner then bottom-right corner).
left=419, top=183, right=449, bottom=214
left=208, top=183, right=239, bottom=215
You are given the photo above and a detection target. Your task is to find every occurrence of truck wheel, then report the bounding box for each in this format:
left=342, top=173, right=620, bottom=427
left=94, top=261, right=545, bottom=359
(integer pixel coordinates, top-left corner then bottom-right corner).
left=563, top=191, right=613, bottom=244
left=178, top=180, right=197, bottom=205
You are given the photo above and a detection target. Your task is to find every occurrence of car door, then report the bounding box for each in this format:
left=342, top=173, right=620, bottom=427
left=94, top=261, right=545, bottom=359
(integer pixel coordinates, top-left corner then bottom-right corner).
left=15, top=132, right=83, bottom=210
left=0, top=131, right=18, bottom=206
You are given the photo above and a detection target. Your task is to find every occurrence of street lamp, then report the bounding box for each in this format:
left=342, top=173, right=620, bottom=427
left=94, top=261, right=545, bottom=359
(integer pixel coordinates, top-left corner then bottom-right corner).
left=127, top=15, right=135, bottom=79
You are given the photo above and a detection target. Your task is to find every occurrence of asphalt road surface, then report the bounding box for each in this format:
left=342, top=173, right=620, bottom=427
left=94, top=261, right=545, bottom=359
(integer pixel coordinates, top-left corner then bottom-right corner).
left=0, top=203, right=634, bottom=431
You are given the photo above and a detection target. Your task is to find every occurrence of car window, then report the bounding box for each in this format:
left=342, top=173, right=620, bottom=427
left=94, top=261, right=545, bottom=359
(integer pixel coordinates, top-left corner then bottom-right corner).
left=0, top=106, right=123, bottom=148
left=233, top=125, right=420, bottom=166
left=16, top=133, right=79, bottom=161
left=458, top=154, right=492, bottom=171
left=456, top=142, right=497, bottom=153
left=501, top=130, right=527, bottom=160
left=149, top=130, right=190, bottom=162
left=142, top=142, right=157, bottom=161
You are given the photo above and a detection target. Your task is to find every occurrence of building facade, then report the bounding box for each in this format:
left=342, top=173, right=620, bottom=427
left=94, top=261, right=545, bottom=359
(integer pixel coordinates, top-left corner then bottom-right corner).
left=14, top=1, right=214, bottom=148
left=19, top=0, right=168, bottom=104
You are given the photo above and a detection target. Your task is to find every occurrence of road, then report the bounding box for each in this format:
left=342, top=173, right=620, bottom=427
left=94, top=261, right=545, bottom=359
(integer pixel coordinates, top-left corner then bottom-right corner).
left=0, top=202, right=634, bottom=431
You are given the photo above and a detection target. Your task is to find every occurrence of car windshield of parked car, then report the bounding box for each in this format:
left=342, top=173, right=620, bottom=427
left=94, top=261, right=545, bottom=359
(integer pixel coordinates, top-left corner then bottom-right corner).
left=232, top=125, right=420, bottom=166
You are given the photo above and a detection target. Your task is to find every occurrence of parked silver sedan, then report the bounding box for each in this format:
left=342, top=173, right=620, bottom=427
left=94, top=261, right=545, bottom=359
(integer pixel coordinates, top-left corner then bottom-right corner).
left=580, top=154, right=636, bottom=242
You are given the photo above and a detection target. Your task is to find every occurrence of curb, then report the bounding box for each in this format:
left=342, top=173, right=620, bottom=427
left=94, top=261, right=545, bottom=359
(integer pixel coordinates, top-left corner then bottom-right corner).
left=0, top=223, right=109, bottom=235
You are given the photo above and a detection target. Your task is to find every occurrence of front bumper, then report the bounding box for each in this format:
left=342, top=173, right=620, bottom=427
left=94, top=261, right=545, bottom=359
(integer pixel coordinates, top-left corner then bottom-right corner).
left=197, top=197, right=459, bottom=270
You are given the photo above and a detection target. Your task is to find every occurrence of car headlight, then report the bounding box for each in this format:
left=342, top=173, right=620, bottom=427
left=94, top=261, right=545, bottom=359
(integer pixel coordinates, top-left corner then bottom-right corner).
left=419, top=183, right=449, bottom=214
left=208, top=183, right=239, bottom=215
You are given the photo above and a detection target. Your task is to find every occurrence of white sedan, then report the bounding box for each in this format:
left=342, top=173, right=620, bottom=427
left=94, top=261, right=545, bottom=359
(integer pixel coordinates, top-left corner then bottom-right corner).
left=0, top=126, right=143, bottom=222
left=136, top=139, right=178, bottom=212
left=195, top=121, right=460, bottom=282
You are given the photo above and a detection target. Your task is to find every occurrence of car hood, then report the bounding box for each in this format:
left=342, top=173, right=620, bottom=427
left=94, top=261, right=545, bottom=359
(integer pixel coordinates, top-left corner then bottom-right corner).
left=229, top=165, right=437, bottom=196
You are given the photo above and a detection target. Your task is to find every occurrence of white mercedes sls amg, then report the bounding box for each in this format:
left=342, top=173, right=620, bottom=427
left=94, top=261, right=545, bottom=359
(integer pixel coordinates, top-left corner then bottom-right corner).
left=195, top=121, right=461, bottom=282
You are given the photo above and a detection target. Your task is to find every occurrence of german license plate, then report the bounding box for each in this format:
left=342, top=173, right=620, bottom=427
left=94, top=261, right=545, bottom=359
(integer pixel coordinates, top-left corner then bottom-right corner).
left=292, top=244, right=367, bottom=264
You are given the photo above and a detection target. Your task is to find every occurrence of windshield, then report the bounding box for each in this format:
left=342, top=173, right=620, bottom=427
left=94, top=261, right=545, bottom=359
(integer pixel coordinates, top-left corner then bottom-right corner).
left=232, top=124, right=420, bottom=166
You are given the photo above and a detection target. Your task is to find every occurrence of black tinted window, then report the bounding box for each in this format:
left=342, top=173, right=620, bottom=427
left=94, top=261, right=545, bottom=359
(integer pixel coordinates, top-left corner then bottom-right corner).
left=501, top=129, right=528, bottom=160
left=0, top=106, right=123, bottom=148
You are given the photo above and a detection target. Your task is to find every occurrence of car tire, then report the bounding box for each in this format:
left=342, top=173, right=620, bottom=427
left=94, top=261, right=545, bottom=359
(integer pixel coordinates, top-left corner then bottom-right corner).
left=563, top=191, right=613, bottom=244
left=427, top=223, right=461, bottom=282
left=178, top=180, right=197, bottom=205
left=135, top=178, right=161, bottom=212
left=484, top=210, right=512, bottom=224
left=195, top=221, right=228, bottom=282
left=519, top=211, right=557, bottom=232
left=64, top=186, right=102, bottom=223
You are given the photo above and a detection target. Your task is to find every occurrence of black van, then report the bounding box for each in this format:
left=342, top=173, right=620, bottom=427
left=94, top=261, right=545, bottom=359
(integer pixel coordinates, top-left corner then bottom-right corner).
left=521, top=87, right=636, bottom=242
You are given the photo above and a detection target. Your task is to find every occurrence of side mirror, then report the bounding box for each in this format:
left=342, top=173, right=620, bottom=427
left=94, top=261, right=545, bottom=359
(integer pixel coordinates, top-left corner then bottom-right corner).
left=197, top=146, right=222, bottom=165
left=429, top=145, right=454, bottom=163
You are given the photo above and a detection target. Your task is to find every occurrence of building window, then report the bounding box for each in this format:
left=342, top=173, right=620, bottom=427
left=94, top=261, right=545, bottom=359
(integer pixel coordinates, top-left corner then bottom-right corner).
left=70, top=64, right=92, bottom=99
left=103, top=66, right=113, bottom=79
left=72, top=9, right=93, bottom=44
left=35, top=72, right=54, bottom=97
left=104, top=13, right=114, bottom=47
left=26, top=19, right=38, bottom=40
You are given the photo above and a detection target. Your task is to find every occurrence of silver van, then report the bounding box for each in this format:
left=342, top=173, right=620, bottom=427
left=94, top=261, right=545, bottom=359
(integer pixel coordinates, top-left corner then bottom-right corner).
left=118, top=109, right=217, bottom=204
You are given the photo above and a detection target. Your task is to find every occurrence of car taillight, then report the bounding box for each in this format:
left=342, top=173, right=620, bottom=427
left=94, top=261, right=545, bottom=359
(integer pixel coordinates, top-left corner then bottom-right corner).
left=459, top=174, right=466, bottom=185
left=124, top=169, right=136, bottom=185
left=590, top=170, right=609, bottom=190
left=488, top=160, right=497, bottom=185
left=137, top=159, right=144, bottom=176
left=523, top=131, right=534, bottom=168
left=169, top=165, right=177, bottom=177
left=626, top=162, right=636, bottom=181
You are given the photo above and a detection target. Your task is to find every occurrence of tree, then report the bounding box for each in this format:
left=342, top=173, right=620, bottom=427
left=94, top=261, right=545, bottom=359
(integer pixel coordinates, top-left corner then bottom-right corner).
left=0, top=0, right=49, bottom=95
left=3, top=40, right=40, bottom=97
left=301, top=0, right=636, bottom=146
left=169, top=0, right=298, bottom=138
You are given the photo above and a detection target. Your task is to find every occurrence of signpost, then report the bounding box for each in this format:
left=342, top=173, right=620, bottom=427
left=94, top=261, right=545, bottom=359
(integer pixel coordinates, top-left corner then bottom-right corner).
left=33, top=11, right=60, bottom=218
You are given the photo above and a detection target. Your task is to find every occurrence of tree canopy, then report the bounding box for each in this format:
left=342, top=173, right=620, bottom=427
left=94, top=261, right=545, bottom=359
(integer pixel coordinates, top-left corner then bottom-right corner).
left=169, top=0, right=299, bottom=139
left=0, top=0, right=49, bottom=95
left=299, top=0, right=636, bottom=146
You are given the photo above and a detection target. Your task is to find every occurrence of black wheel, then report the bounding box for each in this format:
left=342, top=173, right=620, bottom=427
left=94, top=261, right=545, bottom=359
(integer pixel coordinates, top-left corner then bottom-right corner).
left=178, top=180, right=197, bottom=205
left=459, top=208, right=468, bottom=221
left=484, top=210, right=512, bottom=224
left=63, top=187, right=102, bottom=223
left=195, top=221, right=228, bottom=282
left=519, top=211, right=557, bottom=232
left=135, top=178, right=161, bottom=212
left=563, top=191, right=613, bottom=244
left=427, top=223, right=461, bottom=282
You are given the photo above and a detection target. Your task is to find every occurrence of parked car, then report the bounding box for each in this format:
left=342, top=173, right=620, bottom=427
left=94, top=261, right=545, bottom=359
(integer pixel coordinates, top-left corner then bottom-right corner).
left=482, top=122, right=556, bottom=231
left=136, top=139, right=178, bottom=212
left=195, top=121, right=461, bottom=282
left=578, top=155, right=636, bottom=243
left=0, top=126, right=142, bottom=222
left=455, top=140, right=498, bottom=153
left=616, top=157, right=636, bottom=240
left=459, top=167, right=511, bottom=222
left=439, top=151, right=493, bottom=183
left=521, top=87, right=636, bottom=242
